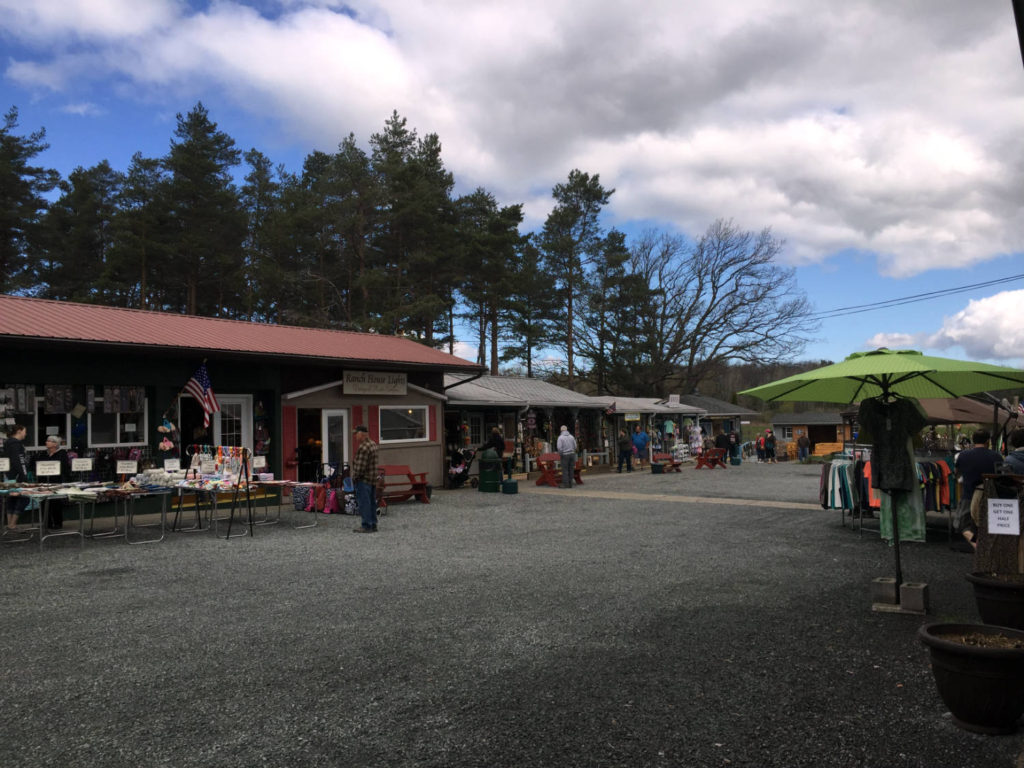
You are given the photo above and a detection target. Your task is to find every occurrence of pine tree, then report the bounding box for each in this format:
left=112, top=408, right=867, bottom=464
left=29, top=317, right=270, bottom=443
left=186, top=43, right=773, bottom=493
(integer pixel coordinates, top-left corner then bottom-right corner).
left=0, top=107, right=60, bottom=293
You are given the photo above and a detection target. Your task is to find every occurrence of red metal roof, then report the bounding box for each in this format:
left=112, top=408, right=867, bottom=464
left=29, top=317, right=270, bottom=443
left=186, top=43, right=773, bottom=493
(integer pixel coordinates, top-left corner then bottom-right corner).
left=0, top=294, right=481, bottom=371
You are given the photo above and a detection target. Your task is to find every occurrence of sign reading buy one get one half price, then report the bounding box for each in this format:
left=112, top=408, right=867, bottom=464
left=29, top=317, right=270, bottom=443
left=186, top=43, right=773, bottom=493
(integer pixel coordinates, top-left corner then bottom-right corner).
left=988, top=498, right=1021, bottom=536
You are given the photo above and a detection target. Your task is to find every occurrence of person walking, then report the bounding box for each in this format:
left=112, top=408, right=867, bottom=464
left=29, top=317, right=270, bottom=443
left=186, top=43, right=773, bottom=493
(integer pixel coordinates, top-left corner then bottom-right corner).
left=351, top=425, right=379, bottom=533
left=797, top=432, right=810, bottom=463
left=616, top=428, right=633, bottom=473
left=556, top=425, right=578, bottom=488
left=764, top=429, right=777, bottom=463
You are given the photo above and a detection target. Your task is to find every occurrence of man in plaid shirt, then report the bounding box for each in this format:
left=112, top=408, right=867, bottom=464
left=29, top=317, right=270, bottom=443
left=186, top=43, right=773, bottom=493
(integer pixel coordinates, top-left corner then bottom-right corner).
left=352, top=425, right=379, bottom=532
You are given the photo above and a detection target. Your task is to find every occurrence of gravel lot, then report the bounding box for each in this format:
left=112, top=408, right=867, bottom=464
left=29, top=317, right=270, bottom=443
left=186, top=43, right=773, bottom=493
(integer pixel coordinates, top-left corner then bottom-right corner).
left=2, top=460, right=1020, bottom=767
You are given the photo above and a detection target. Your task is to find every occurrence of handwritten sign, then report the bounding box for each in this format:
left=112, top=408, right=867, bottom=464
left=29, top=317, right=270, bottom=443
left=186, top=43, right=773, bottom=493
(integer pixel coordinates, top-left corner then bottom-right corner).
left=71, top=458, right=93, bottom=472
left=164, top=458, right=180, bottom=471
left=0, top=458, right=9, bottom=472
left=36, top=460, right=62, bottom=477
left=988, top=498, right=1020, bottom=536
left=252, top=455, right=267, bottom=469
left=200, top=459, right=217, bottom=474
left=116, top=460, right=138, bottom=475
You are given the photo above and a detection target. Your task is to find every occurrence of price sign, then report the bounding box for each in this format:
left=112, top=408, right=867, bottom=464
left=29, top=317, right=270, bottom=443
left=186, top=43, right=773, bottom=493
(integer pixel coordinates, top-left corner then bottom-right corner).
left=164, top=458, right=180, bottom=471
left=200, top=459, right=217, bottom=474
left=116, top=460, right=138, bottom=475
left=0, top=458, right=9, bottom=472
left=71, top=458, right=93, bottom=472
left=36, top=460, right=61, bottom=477
left=988, top=498, right=1021, bottom=536
left=252, top=455, right=267, bottom=469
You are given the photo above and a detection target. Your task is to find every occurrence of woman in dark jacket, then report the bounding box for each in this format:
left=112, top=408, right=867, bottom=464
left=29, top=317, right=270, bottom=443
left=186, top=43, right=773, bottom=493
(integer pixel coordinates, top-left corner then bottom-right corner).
left=482, top=427, right=507, bottom=479
left=4, top=424, right=31, bottom=531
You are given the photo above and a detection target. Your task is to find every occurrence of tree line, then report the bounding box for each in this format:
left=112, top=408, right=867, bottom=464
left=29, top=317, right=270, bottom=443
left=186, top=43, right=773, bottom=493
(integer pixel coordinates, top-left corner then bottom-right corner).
left=1, top=103, right=818, bottom=398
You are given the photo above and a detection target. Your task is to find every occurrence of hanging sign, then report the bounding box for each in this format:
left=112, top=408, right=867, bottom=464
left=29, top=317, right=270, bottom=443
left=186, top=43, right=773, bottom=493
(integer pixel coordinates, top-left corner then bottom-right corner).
left=36, top=460, right=61, bottom=477
left=252, top=455, right=267, bottom=469
left=988, top=498, right=1020, bottom=536
left=200, top=459, right=217, bottom=474
left=164, top=458, right=180, bottom=471
left=624, top=412, right=641, bottom=422
left=0, top=458, right=8, bottom=472
left=343, top=370, right=407, bottom=395
left=71, top=458, right=93, bottom=472
left=116, top=460, right=137, bottom=475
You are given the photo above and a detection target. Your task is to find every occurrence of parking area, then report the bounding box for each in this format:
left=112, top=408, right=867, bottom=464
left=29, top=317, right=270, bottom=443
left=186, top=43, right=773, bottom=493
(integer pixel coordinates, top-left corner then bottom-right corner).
left=2, top=461, right=1019, bottom=767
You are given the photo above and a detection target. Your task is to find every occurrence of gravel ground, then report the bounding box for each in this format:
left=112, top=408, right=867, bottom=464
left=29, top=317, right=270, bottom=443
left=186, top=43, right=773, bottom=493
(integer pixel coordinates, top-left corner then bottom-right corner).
left=1, top=460, right=1020, bottom=767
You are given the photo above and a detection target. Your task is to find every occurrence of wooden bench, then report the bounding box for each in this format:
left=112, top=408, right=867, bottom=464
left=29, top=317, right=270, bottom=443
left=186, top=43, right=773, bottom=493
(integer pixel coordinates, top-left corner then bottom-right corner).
left=652, top=452, right=682, bottom=472
left=695, top=448, right=728, bottom=469
left=378, top=464, right=431, bottom=504
left=535, top=452, right=584, bottom=487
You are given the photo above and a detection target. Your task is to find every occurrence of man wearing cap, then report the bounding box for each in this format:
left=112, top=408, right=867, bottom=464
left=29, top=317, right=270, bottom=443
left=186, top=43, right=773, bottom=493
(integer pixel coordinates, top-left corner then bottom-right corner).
left=556, top=425, right=578, bottom=489
left=351, top=425, right=379, bottom=533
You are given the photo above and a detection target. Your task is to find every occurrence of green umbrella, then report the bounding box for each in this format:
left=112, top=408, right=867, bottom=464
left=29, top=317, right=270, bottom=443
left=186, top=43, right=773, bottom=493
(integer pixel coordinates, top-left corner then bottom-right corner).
left=739, top=348, right=1024, bottom=404
left=740, top=348, right=1024, bottom=601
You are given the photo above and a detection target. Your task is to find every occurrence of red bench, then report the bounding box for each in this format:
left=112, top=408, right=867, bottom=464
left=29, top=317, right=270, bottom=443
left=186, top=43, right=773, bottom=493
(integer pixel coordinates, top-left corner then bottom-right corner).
left=378, top=464, right=431, bottom=504
left=695, top=448, right=728, bottom=469
left=652, top=452, right=682, bottom=472
left=535, top=453, right=584, bottom=487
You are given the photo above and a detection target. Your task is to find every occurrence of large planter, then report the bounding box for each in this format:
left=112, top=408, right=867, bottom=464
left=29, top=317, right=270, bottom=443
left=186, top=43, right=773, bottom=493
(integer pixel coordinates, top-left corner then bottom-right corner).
left=967, top=572, right=1024, bottom=630
left=918, top=622, right=1024, bottom=734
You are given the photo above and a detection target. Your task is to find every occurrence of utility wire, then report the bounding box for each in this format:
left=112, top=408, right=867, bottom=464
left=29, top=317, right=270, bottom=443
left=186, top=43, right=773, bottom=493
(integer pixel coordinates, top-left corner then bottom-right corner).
left=810, top=273, right=1024, bottom=320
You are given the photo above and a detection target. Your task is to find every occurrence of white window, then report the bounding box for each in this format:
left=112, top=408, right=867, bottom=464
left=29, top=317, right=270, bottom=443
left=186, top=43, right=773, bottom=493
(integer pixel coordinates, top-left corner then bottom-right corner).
left=468, top=414, right=483, bottom=446
left=781, top=426, right=794, bottom=440
left=88, top=398, right=148, bottom=447
left=380, top=405, right=429, bottom=443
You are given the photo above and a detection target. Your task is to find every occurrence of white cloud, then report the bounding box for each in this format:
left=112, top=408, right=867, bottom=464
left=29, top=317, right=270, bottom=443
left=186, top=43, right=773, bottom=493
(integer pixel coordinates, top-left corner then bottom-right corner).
left=923, top=290, right=1024, bottom=363
left=864, top=332, right=924, bottom=351
left=60, top=102, right=103, bottom=116
left=2, top=0, right=1022, bottom=279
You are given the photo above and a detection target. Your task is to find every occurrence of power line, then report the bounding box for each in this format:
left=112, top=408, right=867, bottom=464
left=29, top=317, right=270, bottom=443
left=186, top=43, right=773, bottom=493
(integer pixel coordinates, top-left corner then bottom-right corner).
left=810, top=273, right=1024, bottom=320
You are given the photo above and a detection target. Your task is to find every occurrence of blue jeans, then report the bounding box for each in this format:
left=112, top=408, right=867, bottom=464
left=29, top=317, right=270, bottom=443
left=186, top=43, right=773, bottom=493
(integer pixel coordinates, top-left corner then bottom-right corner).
left=617, top=449, right=632, bottom=472
left=355, top=481, right=377, bottom=530
left=798, top=447, right=809, bottom=462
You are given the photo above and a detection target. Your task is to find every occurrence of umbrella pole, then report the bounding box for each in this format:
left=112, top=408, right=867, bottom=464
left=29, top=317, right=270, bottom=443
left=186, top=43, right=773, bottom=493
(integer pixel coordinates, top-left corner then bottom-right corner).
left=892, top=495, right=903, bottom=590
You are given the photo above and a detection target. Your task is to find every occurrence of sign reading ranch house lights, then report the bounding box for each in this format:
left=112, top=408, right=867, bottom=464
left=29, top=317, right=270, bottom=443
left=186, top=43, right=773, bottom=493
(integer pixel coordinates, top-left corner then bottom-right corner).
left=343, top=370, right=408, bottom=396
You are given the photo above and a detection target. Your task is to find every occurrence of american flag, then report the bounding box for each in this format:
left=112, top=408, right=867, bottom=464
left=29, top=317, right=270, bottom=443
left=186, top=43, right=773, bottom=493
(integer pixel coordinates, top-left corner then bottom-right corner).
left=184, top=364, right=220, bottom=427
left=1018, top=401, right=1024, bottom=415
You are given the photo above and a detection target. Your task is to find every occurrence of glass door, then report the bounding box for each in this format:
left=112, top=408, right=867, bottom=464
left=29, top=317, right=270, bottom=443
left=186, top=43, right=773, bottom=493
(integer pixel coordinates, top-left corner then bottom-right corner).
left=214, top=395, right=253, bottom=452
left=321, top=409, right=349, bottom=476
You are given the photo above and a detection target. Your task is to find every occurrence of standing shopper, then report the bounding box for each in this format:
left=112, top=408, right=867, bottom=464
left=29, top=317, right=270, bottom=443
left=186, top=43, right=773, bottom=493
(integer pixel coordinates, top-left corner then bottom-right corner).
left=351, top=425, right=379, bottom=533
left=632, top=425, right=650, bottom=467
left=39, top=435, right=71, bottom=528
left=3, top=424, right=30, bottom=532
left=955, top=429, right=1003, bottom=548
left=616, top=429, right=633, bottom=473
left=556, top=425, right=578, bottom=489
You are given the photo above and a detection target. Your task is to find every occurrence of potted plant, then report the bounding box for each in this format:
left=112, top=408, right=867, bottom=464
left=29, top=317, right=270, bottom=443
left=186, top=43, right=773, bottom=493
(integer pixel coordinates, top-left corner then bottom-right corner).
left=918, top=622, right=1024, bottom=734
left=967, top=475, right=1024, bottom=630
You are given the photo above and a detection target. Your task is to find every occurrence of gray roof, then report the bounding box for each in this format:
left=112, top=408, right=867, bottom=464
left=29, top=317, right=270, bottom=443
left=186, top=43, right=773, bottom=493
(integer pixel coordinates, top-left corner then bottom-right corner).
left=591, top=395, right=704, bottom=416
left=771, top=412, right=846, bottom=426
left=678, top=394, right=759, bottom=417
left=444, top=374, right=598, bottom=409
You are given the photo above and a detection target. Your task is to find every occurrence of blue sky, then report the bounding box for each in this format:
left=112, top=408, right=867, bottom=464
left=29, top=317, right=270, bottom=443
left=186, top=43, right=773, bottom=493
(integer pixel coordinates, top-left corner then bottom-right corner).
left=2, top=0, right=1023, bottom=368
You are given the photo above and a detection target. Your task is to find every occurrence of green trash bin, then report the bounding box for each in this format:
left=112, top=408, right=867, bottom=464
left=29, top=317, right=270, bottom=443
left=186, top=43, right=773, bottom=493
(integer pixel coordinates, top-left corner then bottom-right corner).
left=477, top=448, right=501, bottom=493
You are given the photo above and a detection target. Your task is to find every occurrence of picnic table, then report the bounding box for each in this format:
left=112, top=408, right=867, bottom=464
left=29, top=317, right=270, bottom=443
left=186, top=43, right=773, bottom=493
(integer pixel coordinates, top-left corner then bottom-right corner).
left=652, top=452, right=683, bottom=472
left=695, top=448, right=728, bottom=469
left=535, top=452, right=584, bottom=487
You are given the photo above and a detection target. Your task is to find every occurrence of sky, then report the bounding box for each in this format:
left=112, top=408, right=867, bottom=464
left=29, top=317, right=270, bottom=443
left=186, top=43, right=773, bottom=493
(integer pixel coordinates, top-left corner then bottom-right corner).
left=1, top=0, right=1023, bottom=369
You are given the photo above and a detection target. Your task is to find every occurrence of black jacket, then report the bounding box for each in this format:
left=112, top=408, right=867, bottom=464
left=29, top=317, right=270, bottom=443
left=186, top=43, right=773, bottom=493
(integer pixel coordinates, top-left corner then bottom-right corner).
left=3, top=436, right=29, bottom=482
